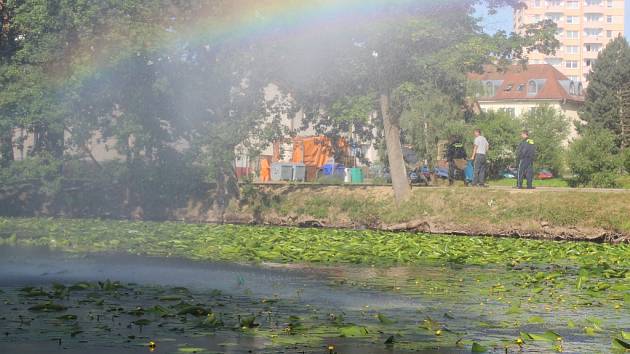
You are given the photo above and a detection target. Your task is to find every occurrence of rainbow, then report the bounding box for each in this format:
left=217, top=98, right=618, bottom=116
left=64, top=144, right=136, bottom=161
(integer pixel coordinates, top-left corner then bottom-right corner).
left=65, top=0, right=473, bottom=83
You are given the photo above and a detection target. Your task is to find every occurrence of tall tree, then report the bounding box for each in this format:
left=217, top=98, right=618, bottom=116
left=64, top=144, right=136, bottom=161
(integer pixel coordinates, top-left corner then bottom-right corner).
left=580, top=36, right=630, bottom=149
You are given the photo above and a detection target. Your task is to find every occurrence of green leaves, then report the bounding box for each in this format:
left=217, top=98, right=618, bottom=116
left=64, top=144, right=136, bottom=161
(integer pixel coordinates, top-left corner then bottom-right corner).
left=339, top=325, right=369, bottom=337
left=28, top=302, right=67, bottom=312
left=471, top=342, right=488, bottom=353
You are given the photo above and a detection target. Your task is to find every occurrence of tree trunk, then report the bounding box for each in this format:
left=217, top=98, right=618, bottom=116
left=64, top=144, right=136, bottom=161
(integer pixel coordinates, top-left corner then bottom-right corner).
left=380, top=92, right=411, bottom=203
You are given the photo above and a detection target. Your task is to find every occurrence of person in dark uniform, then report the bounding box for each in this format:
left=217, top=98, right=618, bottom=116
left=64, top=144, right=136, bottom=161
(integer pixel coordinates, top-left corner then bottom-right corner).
left=516, top=130, right=536, bottom=189
left=446, top=135, right=467, bottom=186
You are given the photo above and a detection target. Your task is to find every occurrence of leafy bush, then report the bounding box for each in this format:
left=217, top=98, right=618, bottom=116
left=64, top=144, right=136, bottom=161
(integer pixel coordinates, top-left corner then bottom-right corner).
left=567, top=129, right=620, bottom=187
left=472, top=110, right=520, bottom=177
left=0, top=153, right=63, bottom=195
left=622, top=148, right=630, bottom=174
left=589, top=172, right=619, bottom=189
left=522, top=106, right=569, bottom=175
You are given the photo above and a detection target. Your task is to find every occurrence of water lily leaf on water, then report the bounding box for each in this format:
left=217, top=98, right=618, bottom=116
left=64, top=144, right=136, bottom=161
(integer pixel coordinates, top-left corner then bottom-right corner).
left=132, top=319, right=151, bottom=326
left=612, top=338, right=630, bottom=351
left=505, top=303, right=522, bottom=315
left=471, top=342, right=488, bottom=353
left=69, top=282, right=92, bottom=291
left=377, top=313, right=396, bottom=325
left=622, top=331, right=630, bottom=340
left=159, top=295, right=182, bottom=302
left=339, top=325, right=369, bottom=337
left=239, top=315, right=259, bottom=328
left=177, top=306, right=209, bottom=317
left=584, top=327, right=598, bottom=336
left=420, top=317, right=441, bottom=331
left=521, top=331, right=562, bottom=343
left=28, top=302, right=67, bottom=312
left=20, top=287, right=48, bottom=297
left=197, top=313, right=223, bottom=329
left=527, top=316, right=545, bottom=324
left=567, top=319, right=576, bottom=329
left=178, top=347, right=209, bottom=353
left=127, top=307, right=145, bottom=316
left=145, top=305, right=171, bottom=316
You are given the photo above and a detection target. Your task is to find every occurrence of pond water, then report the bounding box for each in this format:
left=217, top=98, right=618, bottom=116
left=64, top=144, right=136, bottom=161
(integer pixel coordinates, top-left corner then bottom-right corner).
left=0, top=245, right=628, bottom=354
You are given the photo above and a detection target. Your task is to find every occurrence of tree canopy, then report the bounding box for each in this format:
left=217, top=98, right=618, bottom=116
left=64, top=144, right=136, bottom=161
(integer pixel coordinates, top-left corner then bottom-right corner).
left=580, top=36, right=630, bottom=148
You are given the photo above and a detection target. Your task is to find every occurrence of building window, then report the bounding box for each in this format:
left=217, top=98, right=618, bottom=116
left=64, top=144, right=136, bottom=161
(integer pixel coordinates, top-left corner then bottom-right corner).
left=546, top=13, right=562, bottom=22
left=585, top=59, right=596, bottom=67
left=534, top=0, right=541, bottom=7
left=567, top=31, right=579, bottom=39
left=485, top=81, right=495, bottom=96
left=569, top=82, right=576, bottom=95
left=566, top=60, right=578, bottom=68
left=585, top=43, right=601, bottom=52
left=585, top=14, right=601, bottom=22
left=577, top=83, right=584, bottom=95
left=585, top=0, right=602, bottom=5
left=567, top=0, right=579, bottom=8
left=528, top=80, right=538, bottom=94
left=607, top=0, right=613, bottom=7
left=566, top=16, right=580, bottom=24
left=607, top=30, right=613, bottom=38
left=584, top=28, right=601, bottom=38
left=566, top=45, right=579, bottom=54
left=499, top=108, right=516, bottom=117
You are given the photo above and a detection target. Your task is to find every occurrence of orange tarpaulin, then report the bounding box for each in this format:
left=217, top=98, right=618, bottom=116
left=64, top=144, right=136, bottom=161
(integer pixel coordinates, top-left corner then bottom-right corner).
left=291, top=136, right=347, bottom=168
left=260, top=158, right=271, bottom=182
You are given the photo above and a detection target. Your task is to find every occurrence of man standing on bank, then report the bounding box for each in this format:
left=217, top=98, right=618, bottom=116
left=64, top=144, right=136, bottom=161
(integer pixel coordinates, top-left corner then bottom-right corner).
left=446, top=135, right=468, bottom=186
left=471, top=129, right=489, bottom=187
left=516, top=130, right=536, bottom=189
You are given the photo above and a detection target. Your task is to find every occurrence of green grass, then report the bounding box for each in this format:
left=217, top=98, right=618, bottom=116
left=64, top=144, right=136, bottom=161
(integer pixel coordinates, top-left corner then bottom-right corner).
left=488, top=178, right=569, bottom=188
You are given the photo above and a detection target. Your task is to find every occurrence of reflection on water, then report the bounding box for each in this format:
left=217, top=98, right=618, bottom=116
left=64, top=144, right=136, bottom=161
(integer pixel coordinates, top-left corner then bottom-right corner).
left=0, top=246, right=627, bottom=354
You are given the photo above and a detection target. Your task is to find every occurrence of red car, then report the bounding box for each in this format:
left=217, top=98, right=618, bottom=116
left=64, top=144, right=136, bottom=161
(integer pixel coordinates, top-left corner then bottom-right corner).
left=537, top=170, right=554, bottom=180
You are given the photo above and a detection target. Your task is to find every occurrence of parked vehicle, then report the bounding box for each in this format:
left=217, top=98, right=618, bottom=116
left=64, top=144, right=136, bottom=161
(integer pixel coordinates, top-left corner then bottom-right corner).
left=537, top=169, right=554, bottom=180
left=501, top=166, right=518, bottom=179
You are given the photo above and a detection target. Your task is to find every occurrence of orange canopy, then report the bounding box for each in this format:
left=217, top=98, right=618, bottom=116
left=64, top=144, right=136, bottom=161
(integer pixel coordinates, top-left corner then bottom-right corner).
left=291, top=136, right=347, bottom=168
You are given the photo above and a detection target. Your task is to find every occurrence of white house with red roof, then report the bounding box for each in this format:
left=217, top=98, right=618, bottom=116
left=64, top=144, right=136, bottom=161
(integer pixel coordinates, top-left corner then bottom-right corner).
left=468, top=64, right=585, bottom=141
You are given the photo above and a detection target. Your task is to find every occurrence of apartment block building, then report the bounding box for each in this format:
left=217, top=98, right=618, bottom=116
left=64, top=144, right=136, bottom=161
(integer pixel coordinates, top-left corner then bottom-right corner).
left=514, top=0, right=625, bottom=84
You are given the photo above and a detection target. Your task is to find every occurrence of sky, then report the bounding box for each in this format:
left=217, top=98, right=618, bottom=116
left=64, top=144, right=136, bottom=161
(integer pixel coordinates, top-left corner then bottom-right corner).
left=479, top=1, right=630, bottom=37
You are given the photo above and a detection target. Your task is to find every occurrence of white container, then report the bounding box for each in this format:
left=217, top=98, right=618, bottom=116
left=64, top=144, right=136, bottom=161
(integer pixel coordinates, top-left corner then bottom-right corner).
left=271, top=163, right=294, bottom=181
left=292, top=163, right=306, bottom=182
left=344, top=168, right=352, bottom=183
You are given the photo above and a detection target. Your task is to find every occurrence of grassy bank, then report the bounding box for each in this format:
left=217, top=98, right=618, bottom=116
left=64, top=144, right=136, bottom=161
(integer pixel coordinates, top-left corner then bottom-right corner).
left=241, top=185, right=630, bottom=241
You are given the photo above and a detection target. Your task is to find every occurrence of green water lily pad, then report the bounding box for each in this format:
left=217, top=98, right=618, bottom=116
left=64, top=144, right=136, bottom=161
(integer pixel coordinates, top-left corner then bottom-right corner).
left=28, top=302, right=67, bottom=312
left=471, top=342, right=488, bottom=352
left=339, top=325, right=369, bottom=337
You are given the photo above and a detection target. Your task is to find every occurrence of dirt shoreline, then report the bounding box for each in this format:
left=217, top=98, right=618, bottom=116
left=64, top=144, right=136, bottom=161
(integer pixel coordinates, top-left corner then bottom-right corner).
left=206, top=185, right=630, bottom=244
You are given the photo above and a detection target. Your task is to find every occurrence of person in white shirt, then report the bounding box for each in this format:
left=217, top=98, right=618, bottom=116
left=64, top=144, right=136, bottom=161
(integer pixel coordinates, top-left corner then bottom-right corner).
left=471, top=129, right=489, bottom=187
